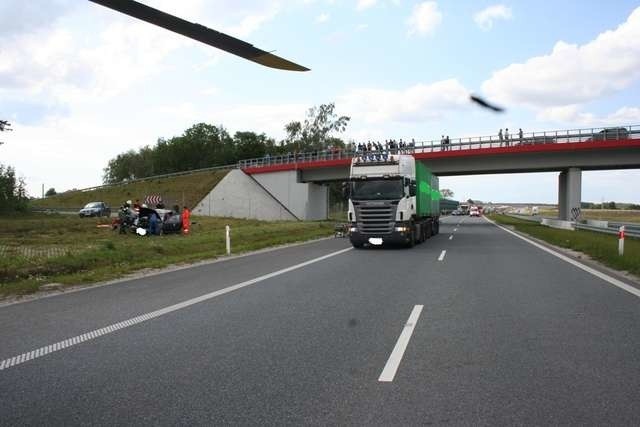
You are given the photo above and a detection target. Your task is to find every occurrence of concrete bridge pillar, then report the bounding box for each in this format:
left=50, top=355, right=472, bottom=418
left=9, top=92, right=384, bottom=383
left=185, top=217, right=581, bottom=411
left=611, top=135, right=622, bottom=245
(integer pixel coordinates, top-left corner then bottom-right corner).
left=558, top=167, right=582, bottom=221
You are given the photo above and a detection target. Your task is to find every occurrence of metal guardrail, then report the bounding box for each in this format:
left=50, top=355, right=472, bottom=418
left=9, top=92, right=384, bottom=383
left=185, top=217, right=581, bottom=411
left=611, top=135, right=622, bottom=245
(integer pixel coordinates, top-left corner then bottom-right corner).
left=506, top=214, right=543, bottom=223
left=609, top=221, right=640, bottom=231
left=506, top=214, right=640, bottom=238
left=238, top=124, right=640, bottom=169
left=42, top=163, right=235, bottom=197
left=575, top=223, right=640, bottom=238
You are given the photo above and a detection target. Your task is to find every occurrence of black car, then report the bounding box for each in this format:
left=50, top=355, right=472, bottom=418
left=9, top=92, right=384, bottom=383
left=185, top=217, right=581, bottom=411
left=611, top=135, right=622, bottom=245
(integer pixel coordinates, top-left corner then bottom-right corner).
left=79, top=202, right=111, bottom=217
left=589, top=127, right=629, bottom=141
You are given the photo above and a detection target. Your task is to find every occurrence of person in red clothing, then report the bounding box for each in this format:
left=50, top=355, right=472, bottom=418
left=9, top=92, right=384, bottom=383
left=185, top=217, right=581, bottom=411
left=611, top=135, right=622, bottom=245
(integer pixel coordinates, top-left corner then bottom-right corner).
left=181, top=206, right=191, bottom=235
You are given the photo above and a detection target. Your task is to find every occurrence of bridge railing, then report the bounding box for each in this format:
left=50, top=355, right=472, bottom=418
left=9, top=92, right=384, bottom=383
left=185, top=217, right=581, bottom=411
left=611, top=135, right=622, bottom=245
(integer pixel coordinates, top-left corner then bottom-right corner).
left=238, top=124, right=640, bottom=169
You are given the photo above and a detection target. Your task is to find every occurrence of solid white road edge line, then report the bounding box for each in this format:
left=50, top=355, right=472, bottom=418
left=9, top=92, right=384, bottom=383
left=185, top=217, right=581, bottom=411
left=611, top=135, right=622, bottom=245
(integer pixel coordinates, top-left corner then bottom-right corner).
left=438, top=250, right=447, bottom=261
left=0, top=247, right=353, bottom=372
left=484, top=216, right=640, bottom=299
left=378, top=305, right=424, bottom=382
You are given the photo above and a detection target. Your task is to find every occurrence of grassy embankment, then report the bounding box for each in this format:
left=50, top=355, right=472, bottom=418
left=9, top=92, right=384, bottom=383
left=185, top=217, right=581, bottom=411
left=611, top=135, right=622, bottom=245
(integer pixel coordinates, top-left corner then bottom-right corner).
left=0, top=214, right=334, bottom=298
left=31, top=169, right=230, bottom=211
left=539, top=208, right=640, bottom=223
left=489, top=214, right=640, bottom=277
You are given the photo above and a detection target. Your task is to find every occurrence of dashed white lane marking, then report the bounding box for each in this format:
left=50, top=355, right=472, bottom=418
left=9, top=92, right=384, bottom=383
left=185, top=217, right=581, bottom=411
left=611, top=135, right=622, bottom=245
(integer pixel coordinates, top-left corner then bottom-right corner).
left=438, top=250, right=447, bottom=261
left=454, top=228, right=458, bottom=232
left=0, top=247, right=353, bottom=372
left=449, top=235, right=453, bottom=240
left=485, top=216, right=640, bottom=299
left=378, top=305, right=424, bottom=382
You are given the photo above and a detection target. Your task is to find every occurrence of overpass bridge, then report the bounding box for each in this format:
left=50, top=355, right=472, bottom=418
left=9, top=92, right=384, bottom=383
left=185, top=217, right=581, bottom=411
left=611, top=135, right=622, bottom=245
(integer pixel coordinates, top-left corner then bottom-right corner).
left=195, top=125, right=640, bottom=221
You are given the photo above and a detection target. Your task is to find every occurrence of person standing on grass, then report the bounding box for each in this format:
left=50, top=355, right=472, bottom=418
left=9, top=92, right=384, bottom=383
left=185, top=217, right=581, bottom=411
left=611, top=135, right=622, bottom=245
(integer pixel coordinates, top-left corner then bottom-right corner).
left=181, top=206, right=191, bottom=235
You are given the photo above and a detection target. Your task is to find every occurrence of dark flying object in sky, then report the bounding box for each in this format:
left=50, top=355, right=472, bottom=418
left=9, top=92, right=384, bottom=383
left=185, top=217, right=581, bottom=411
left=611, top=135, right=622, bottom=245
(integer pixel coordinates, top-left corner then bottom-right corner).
left=0, top=120, right=12, bottom=132
left=469, top=94, right=505, bottom=113
left=88, top=0, right=310, bottom=72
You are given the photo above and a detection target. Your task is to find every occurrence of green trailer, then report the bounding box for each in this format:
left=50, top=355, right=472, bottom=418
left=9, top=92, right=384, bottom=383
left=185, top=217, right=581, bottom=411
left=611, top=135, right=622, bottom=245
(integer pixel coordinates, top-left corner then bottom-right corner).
left=415, top=162, right=440, bottom=217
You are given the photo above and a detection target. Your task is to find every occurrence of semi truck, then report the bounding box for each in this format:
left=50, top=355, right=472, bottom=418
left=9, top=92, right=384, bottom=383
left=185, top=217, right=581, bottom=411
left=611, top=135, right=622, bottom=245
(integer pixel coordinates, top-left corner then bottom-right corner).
left=347, top=154, right=440, bottom=248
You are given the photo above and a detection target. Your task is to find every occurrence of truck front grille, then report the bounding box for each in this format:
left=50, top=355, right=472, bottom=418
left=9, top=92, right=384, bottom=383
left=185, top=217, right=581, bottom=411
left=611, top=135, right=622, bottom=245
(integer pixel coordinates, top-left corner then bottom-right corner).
left=355, top=203, right=397, bottom=234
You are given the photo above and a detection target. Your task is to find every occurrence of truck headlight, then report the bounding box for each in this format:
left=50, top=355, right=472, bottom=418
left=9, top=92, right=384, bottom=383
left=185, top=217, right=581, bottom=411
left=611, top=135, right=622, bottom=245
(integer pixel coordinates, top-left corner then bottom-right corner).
left=349, top=227, right=357, bottom=232
left=394, top=226, right=408, bottom=232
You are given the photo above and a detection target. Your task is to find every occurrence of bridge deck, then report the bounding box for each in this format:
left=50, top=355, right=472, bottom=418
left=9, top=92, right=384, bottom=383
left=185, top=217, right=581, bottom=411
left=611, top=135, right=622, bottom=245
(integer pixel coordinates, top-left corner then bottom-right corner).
left=240, top=126, right=640, bottom=175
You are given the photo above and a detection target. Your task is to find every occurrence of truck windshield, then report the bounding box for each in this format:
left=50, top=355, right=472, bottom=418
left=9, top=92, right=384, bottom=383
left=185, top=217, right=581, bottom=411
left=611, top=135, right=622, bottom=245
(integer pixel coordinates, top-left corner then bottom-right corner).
left=351, top=179, right=404, bottom=200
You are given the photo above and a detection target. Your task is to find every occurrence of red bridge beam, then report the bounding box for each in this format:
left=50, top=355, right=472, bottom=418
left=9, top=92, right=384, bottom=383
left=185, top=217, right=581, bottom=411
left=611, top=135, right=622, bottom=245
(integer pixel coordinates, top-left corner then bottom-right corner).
left=242, top=138, right=640, bottom=174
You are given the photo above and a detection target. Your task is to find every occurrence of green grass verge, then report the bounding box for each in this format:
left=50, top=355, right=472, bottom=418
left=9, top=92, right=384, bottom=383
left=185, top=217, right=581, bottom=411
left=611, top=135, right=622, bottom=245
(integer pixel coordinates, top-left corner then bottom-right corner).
left=0, top=213, right=334, bottom=298
left=31, top=169, right=230, bottom=211
left=489, top=214, right=640, bottom=277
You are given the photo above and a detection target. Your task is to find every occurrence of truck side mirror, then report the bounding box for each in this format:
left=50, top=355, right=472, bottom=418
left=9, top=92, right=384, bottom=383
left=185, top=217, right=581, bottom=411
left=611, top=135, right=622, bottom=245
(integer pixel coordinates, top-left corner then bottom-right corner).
left=409, top=183, right=416, bottom=197
left=341, top=182, right=350, bottom=198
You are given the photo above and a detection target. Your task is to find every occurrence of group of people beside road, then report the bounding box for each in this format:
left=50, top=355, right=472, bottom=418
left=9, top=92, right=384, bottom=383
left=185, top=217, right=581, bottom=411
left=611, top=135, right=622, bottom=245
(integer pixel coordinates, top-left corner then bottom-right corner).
left=117, top=200, right=191, bottom=236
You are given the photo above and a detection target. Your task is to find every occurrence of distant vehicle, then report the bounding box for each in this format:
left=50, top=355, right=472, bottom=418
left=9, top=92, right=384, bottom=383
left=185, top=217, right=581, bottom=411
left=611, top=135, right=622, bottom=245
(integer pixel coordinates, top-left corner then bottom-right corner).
left=531, top=206, right=539, bottom=215
left=469, top=206, right=480, bottom=217
left=459, top=203, right=470, bottom=215
left=451, top=209, right=462, bottom=216
left=588, top=127, right=629, bottom=141
left=79, top=202, right=111, bottom=217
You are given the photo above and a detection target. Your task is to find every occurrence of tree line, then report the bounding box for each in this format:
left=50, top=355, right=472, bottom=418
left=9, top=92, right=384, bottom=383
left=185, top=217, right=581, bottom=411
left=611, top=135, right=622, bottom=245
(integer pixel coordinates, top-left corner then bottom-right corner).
left=103, top=103, right=350, bottom=184
left=0, top=164, right=28, bottom=212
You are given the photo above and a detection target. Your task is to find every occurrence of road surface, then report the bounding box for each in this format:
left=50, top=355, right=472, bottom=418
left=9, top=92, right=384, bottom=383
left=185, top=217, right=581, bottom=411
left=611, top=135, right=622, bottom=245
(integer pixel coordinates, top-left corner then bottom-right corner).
left=2, top=216, right=640, bottom=425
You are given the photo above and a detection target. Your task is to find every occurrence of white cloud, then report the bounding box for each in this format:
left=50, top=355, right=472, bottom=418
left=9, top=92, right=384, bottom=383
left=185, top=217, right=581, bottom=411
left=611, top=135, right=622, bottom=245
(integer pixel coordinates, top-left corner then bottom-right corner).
left=225, top=3, right=280, bottom=38
left=406, top=1, right=442, bottom=36
left=473, top=5, right=512, bottom=31
left=201, top=87, right=221, bottom=96
left=357, top=0, right=377, bottom=11
left=537, top=105, right=640, bottom=126
left=0, top=0, right=76, bottom=37
left=316, top=13, right=330, bottom=23
left=338, top=79, right=470, bottom=123
left=482, top=6, right=640, bottom=108
left=356, top=23, right=369, bottom=31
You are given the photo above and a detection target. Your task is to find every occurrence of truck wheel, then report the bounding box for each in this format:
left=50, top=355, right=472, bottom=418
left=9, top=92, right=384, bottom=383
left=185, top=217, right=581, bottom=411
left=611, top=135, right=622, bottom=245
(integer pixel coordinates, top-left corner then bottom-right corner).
left=351, top=241, right=364, bottom=249
left=434, top=221, right=440, bottom=235
left=407, top=224, right=415, bottom=248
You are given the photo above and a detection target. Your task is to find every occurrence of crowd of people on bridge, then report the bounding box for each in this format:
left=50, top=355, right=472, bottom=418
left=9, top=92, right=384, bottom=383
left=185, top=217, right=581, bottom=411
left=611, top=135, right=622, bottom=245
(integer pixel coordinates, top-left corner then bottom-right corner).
left=251, top=127, right=539, bottom=167
left=497, top=128, right=525, bottom=146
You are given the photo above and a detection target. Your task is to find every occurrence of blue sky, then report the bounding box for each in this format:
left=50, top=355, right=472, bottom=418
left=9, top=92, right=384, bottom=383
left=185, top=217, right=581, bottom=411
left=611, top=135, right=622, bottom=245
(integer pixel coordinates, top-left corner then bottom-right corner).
left=1, top=0, right=639, bottom=203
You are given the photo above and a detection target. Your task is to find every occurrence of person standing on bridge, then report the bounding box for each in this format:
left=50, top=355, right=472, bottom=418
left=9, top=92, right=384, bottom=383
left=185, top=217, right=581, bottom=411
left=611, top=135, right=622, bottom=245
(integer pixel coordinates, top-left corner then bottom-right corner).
left=498, top=129, right=503, bottom=146
left=505, top=128, right=510, bottom=146
left=441, top=135, right=445, bottom=151
left=445, top=135, right=450, bottom=151
left=519, top=128, right=524, bottom=144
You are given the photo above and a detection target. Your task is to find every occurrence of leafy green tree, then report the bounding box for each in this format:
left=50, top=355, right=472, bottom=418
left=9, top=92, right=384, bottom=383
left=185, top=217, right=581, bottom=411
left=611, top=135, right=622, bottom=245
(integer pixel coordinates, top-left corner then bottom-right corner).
left=608, top=201, right=617, bottom=209
left=440, top=189, right=454, bottom=198
left=284, top=103, right=350, bottom=151
left=45, top=188, right=57, bottom=197
left=0, top=164, right=28, bottom=212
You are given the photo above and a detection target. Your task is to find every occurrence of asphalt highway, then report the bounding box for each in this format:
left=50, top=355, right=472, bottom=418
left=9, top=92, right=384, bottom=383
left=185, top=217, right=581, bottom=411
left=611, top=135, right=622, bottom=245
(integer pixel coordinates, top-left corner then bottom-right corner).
left=2, top=216, right=640, bottom=425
